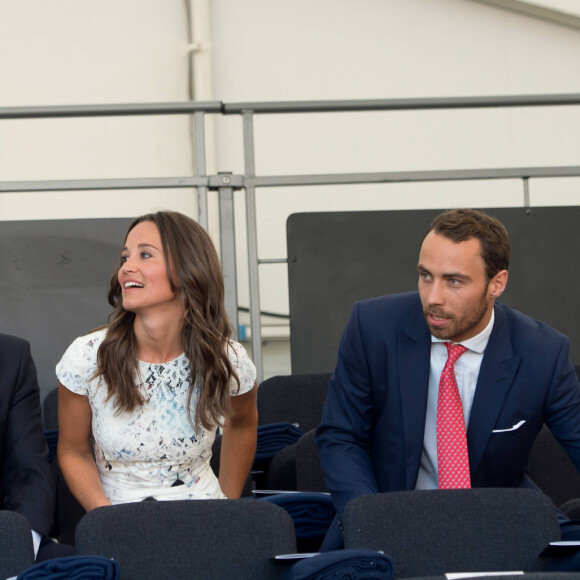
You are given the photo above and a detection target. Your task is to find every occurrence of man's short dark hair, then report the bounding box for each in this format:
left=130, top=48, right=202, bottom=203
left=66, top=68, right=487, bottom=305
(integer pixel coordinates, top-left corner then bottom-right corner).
left=424, top=208, right=510, bottom=280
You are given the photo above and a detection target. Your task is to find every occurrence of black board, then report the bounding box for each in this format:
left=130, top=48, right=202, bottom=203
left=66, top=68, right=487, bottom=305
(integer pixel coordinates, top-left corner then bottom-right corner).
left=0, top=218, right=132, bottom=399
left=287, top=207, right=580, bottom=374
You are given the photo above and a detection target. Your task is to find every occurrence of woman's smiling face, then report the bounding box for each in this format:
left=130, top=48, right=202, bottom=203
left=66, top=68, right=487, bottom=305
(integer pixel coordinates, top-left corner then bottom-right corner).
left=118, top=220, right=181, bottom=316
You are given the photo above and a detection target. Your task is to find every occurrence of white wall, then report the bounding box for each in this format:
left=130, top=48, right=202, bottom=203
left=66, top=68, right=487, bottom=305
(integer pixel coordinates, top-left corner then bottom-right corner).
left=1, top=0, right=580, bottom=317
left=210, top=0, right=580, bottom=315
left=0, top=0, right=198, bottom=220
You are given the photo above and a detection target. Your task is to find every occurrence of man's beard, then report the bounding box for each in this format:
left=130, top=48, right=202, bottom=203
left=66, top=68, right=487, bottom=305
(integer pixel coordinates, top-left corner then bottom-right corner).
left=424, top=292, right=489, bottom=341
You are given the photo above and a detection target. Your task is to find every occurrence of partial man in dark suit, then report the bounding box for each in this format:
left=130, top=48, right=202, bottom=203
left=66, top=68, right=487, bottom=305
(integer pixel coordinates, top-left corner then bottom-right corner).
left=316, top=208, right=580, bottom=555
left=0, top=333, right=71, bottom=561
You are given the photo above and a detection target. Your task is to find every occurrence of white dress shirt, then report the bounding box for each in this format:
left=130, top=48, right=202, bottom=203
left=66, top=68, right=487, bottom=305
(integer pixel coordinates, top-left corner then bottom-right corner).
left=415, top=310, right=495, bottom=490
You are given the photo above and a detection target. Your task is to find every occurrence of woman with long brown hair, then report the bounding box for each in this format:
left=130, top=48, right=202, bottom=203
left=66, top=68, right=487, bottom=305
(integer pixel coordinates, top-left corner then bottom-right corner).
left=56, top=211, right=257, bottom=509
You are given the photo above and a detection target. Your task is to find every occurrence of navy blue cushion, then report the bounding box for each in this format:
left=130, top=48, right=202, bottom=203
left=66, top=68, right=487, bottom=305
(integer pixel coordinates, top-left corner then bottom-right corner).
left=281, top=549, right=394, bottom=580
left=259, top=492, right=335, bottom=540
left=17, top=555, right=120, bottom=579
left=254, top=422, right=304, bottom=467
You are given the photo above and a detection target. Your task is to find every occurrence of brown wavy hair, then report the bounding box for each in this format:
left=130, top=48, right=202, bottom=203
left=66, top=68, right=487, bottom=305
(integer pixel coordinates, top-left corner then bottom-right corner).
left=95, top=211, right=239, bottom=430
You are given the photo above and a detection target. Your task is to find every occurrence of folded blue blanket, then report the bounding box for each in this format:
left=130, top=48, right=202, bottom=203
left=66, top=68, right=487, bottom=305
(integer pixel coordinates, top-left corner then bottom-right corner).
left=260, top=492, right=336, bottom=540
left=17, top=556, right=120, bottom=579
left=253, top=422, right=304, bottom=465
left=280, top=549, right=395, bottom=580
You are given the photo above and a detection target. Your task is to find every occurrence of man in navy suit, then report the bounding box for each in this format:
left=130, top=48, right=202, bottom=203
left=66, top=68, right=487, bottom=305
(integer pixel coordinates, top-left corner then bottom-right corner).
left=316, top=208, right=580, bottom=553
left=0, top=333, right=72, bottom=561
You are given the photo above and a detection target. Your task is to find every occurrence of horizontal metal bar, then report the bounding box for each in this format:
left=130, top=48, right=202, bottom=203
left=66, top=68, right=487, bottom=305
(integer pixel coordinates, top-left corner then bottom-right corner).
left=3, top=94, right=580, bottom=121
left=238, top=306, right=289, bottom=320
left=223, top=94, right=580, bottom=115
left=0, top=176, right=209, bottom=193
left=258, top=258, right=288, bottom=264
left=246, top=166, right=580, bottom=188
left=2, top=166, right=580, bottom=194
left=0, top=101, right=223, bottom=120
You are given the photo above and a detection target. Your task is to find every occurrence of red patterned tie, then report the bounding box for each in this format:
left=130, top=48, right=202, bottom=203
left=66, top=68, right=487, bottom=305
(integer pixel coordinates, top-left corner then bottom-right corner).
left=437, top=342, right=471, bottom=489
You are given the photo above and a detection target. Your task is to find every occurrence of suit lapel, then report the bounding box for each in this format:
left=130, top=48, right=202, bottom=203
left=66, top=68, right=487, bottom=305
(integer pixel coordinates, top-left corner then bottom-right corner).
left=399, top=307, right=432, bottom=489
left=467, top=304, right=521, bottom=476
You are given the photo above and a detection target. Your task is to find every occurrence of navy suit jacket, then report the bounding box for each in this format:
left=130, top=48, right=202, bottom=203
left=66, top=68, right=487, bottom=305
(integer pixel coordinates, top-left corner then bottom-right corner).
left=0, top=333, right=55, bottom=536
left=316, top=292, right=580, bottom=524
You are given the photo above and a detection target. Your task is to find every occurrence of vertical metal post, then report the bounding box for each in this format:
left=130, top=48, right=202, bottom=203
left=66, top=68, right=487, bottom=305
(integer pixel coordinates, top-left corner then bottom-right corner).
left=194, top=111, right=208, bottom=229
left=217, top=176, right=239, bottom=340
left=523, top=177, right=531, bottom=214
left=243, top=110, right=264, bottom=382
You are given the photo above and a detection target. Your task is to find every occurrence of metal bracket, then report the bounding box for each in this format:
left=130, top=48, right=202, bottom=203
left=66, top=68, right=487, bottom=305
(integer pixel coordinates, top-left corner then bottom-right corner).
left=208, top=173, right=244, bottom=189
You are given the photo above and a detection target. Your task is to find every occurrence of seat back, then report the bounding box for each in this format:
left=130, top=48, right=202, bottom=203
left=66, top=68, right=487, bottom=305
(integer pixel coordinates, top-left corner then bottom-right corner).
left=529, top=424, right=580, bottom=508
left=562, top=498, right=580, bottom=519
left=40, top=386, right=87, bottom=545
left=343, top=489, right=560, bottom=578
left=295, top=429, right=327, bottom=492
left=210, top=433, right=253, bottom=497
left=42, top=386, right=59, bottom=430
left=265, top=429, right=328, bottom=492
left=0, top=511, right=35, bottom=579
left=51, top=460, right=87, bottom=545
left=257, top=374, right=330, bottom=432
left=75, top=499, right=297, bottom=580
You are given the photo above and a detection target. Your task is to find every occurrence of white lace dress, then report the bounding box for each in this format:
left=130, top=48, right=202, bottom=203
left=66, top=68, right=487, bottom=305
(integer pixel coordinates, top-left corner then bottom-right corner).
left=56, top=328, right=256, bottom=504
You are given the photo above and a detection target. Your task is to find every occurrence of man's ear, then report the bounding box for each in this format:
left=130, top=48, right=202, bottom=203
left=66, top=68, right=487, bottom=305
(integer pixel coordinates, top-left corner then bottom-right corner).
left=488, top=270, right=508, bottom=299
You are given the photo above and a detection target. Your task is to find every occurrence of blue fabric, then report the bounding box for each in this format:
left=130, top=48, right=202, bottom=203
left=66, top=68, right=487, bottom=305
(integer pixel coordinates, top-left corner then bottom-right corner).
left=280, top=549, right=394, bottom=580
left=319, top=515, right=344, bottom=552
left=259, top=492, right=335, bottom=540
left=253, top=422, right=304, bottom=465
left=17, top=556, right=120, bottom=579
left=44, top=429, right=58, bottom=463
left=546, top=551, right=580, bottom=572
left=560, top=517, right=580, bottom=541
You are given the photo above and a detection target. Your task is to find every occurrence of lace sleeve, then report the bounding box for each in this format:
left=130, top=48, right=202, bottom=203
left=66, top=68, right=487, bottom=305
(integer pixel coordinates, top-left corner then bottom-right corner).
left=227, top=341, right=257, bottom=396
left=55, top=330, right=104, bottom=396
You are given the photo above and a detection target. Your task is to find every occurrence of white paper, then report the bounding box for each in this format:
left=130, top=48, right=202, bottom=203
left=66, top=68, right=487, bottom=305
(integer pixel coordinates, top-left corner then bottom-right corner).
left=274, top=552, right=320, bottom=560
left=446, top=571, right=524, bottom=579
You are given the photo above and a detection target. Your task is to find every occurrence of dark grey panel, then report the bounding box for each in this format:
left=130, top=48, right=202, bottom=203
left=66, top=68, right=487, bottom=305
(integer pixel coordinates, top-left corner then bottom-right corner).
left=287, top=207, right=580, bottom=374
left=0, top=218, right=132, bottom=399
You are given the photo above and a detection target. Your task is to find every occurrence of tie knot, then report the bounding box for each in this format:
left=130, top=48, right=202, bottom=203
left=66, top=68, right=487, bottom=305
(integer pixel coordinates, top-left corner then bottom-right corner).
left=445, top=342, right=467, bottom=364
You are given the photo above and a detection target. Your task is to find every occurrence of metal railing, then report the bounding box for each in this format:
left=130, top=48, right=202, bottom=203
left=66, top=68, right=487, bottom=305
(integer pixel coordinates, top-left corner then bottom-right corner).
left=2, top=93, right=580, bottom=380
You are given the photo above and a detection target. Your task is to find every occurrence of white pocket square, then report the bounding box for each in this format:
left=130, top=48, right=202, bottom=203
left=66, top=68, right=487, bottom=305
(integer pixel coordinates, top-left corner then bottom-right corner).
left=492, top=420, right=526, bottom=433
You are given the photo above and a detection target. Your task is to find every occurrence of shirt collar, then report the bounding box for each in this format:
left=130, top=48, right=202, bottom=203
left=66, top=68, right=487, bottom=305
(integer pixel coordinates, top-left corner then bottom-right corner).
left=431, top=308, right=495, bottom=354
